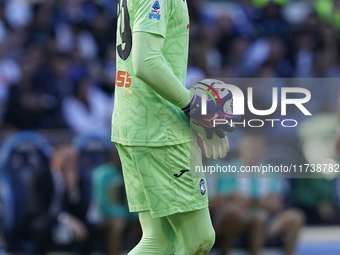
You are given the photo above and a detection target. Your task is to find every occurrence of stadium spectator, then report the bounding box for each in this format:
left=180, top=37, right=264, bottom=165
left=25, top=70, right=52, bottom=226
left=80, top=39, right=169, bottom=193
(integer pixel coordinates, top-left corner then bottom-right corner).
left=92, top=148, right=128, bottom=255
left=210, top=134, right=305, bottom=255
left=62, top=77, right=113, bottom=135
left=3, top=49, right=66, bottom=130
left=27, top=145, right=101, bottom=255
left=254, top=2, right=290, bottom=37
left=209, top=181, right=249, bottom=255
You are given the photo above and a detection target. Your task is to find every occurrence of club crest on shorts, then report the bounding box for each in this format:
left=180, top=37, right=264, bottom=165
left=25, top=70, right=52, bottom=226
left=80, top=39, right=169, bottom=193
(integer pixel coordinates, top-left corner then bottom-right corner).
left=149, top=0, right=162, bottom=20
left=199, top=179, right=206, bottom=195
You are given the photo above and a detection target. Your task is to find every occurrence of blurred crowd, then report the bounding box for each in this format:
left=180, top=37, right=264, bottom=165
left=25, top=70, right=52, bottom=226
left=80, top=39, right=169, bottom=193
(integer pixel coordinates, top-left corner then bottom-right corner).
left=0, top=0, right=116, bottom=134
left=0, top=0, right=339, bottom=254
left=188, top=0, right=340, bottom=80
left=209, top=134, right=306, bottom=255
left=0, top=133, right=139, bottom=255
left=0, top=0, right=338, bottom=133
left=0, top=129, right=337, bottom=255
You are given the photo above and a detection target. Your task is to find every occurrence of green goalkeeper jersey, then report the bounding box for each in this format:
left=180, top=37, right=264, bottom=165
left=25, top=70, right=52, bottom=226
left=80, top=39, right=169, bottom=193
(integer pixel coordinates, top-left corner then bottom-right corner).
left=112, top=0, right=190, bottom=147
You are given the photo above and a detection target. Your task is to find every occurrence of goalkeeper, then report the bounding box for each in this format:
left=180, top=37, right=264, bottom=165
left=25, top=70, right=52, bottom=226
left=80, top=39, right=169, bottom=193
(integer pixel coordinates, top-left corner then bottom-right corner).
left=112, top=0, right=237, bottom=254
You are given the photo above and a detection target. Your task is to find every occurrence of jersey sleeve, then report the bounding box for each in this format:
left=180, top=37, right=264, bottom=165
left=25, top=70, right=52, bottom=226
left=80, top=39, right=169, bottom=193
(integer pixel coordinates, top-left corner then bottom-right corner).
left=133, top=0, right=175, bottom=38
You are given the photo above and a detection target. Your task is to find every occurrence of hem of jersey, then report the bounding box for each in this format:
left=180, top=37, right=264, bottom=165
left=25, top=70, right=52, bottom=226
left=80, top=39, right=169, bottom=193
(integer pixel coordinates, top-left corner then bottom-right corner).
left=111, top=136, right=191, bottom=147
left=151, top=201, right=208, bottom=219
left=129, top=205, right=150, bottom=213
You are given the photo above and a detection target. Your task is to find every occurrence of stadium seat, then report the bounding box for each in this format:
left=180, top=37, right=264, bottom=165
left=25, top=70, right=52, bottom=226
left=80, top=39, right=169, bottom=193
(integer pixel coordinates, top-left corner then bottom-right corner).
left=0, top=132, right=52, bottom=252
left=73, top=134, right=112, bottom=174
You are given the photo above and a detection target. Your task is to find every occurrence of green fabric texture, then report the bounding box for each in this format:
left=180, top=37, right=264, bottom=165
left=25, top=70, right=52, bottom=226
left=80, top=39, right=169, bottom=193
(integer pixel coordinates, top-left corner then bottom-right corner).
left=129, top=208, right=214, bottom=255
left=128, top=211, right=177, bottom=255
left=115, top=142, right=208, bottom=218
left=132, top=32, right=190, bottom=109
left=112, top=0, right=191, bottom=147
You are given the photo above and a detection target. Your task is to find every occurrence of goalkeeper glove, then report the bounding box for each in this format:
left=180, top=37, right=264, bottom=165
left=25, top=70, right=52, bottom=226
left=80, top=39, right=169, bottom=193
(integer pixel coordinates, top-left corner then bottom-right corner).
left=182, top=80, right=240, bottom=139
left=191, top=121, right=230, bottom=159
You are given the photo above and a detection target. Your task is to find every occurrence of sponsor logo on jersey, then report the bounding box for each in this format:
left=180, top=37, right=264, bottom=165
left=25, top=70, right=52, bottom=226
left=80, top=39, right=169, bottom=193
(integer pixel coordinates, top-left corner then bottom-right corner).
left=149, top=0, right=162, bottom=20
left=174, top=170, right=189, bottom=178
left=199, top=179, right=206, bottom=195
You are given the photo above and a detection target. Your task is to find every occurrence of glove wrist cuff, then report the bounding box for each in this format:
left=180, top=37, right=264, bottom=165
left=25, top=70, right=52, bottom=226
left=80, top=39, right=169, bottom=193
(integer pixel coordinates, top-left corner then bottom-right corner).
left=182, top=95, right=201, bottom=119
left=181, top=95, right=200, bottom=119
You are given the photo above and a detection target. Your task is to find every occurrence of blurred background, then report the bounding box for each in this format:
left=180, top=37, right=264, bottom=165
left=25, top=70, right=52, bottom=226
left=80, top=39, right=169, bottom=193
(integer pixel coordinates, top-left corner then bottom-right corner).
left=0, top=0, right=339, bottom=254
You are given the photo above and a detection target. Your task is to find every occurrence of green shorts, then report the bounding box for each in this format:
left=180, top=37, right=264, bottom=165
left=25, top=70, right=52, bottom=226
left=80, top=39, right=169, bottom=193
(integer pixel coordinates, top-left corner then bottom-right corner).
left=115, top=142, right=208, bottom=218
